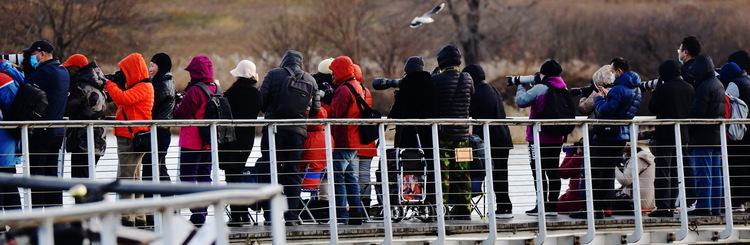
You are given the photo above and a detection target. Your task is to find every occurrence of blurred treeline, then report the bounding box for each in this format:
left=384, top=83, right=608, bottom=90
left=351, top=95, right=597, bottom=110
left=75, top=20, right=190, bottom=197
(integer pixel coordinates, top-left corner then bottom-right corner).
left=1, top=0, right=749, bottom=115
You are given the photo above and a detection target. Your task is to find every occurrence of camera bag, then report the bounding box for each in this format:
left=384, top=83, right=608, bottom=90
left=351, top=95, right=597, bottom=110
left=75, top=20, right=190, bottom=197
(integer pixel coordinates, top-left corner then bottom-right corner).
left=343, top=82, right=381, bottom=145
left=533, top=81, right=575, bottom=136
left=195, top=82, right=236, bottom=145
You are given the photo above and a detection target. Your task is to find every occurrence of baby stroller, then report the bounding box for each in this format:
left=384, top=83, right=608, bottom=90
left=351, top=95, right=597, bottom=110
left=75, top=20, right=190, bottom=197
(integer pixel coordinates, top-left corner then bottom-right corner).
left=373, top=133, right=435, bottom=223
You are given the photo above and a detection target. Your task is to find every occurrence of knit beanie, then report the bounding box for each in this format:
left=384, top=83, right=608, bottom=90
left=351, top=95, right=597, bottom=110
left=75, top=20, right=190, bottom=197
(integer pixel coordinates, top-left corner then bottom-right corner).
left=539, top=60, right=562, bottom=77
left=318, top=58, right=334, bottom=74
left=437, top=44, right=462, bottom=68
left=728, top=50, right=750, bottom=71
left=592, top=65, right=614, bottom=86
left=403, top=56, right=425, bottom=74
left=329, top=56, right=355, bottom=83
left=658, top=60, right=682, bottom=81
left=150, top=53, right=172, bottom=81
left=462, top=64, right=485, bottom=82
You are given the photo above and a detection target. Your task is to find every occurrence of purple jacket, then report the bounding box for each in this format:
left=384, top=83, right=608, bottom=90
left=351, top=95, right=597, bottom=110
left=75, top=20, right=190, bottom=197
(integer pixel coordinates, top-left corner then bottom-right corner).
left=515, top=76, right=567, bottom=144
left=174, top=56, right=217, bottom=150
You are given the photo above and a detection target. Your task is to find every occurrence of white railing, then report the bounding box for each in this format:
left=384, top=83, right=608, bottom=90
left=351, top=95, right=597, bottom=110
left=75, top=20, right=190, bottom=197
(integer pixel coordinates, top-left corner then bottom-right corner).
left=1, top=117, right=750, bottom=244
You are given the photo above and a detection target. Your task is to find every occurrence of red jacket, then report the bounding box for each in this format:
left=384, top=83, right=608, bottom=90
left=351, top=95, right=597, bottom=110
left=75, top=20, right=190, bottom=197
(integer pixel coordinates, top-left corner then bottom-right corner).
left=301, top=107, right=329, bottom=189
left=106, top=53, right=154, bottom=139
left=330, top=79, right=364, bottom=149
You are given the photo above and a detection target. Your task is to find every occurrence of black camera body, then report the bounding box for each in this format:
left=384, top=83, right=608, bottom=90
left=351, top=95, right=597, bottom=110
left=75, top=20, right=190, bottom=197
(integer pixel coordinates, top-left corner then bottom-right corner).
left=373, top=78, right=402, bottom=90
left=104, top=71, right=127, bottom=90
left=569, top=84, right=598, bottom=97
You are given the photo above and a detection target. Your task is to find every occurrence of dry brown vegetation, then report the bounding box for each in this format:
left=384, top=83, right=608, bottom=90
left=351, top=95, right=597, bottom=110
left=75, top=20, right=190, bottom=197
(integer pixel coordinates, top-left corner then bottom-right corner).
left=1, top=0, right=749, bottom=120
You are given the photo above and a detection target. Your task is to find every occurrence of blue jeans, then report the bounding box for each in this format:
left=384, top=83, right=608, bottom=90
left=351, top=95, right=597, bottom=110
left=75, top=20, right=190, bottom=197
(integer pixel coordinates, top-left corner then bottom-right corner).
left=333, top=150, right=362, bottom=221
left=690, top=147, right=722, bottom=212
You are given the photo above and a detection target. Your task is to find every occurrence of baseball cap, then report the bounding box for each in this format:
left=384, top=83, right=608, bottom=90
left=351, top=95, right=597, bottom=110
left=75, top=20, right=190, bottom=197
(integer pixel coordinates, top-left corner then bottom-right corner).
left=23, top=40, right=54, bottom=53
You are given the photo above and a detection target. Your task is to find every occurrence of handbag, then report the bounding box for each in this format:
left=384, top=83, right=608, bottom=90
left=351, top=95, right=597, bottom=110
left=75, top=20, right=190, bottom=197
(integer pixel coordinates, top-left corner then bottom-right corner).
left=343, top=83, right=381, bottom=145
left=122, top=109, right=151, bottom=152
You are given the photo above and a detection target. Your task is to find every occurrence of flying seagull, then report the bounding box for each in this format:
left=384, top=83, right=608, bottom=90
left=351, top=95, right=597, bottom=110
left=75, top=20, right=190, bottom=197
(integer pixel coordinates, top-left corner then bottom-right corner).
left=410, top=3, right=445, bottom=28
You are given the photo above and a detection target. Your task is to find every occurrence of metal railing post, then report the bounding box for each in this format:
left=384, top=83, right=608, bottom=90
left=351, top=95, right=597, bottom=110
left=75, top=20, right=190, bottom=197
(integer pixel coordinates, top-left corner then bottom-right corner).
left=160, top=207, right=175, bottom=245
left=37, top=218, right=54, bottom=245
left=719, top=122, right=734, bottom=239
left=431, top=123, right=446, bottom=245
left=482, top=122, right=497, bottom=245
left=627, top=123, right=643, bottom=243
left=214, top=200, right=229, bottom=245
left=271, top=193, right=288, bottom=245
left=580, top=123, right=596, bottom=244
left=210, top=123, right=220, bottom=184
left=101, top=212, right=118, bottom=245
left=324, top=123, right=338, bottom=244
left=268, top=125, right=279, bottom=186
left=675, top=123, right=688, bottom=241
left=149, top=125, right=163, bottom=232
left=532, top=123, right=547, bottom=245
left=21, top=125, right=31, bottom=210
left=86, top=124, right=96, bottom=179
left=378, top=123, right=393, bottom=244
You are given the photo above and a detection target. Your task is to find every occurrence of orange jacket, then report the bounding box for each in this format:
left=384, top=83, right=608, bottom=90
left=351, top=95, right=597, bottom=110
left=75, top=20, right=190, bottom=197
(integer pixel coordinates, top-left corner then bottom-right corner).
left=106, top=53, right=154, bottom=139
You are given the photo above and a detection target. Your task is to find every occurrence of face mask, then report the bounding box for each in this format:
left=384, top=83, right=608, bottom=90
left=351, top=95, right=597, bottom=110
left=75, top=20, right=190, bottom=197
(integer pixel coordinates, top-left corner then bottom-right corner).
left=678, top=55, right=684, bottom=65
left=610, top=73, right=616, bottom=82
left=30, top=55, right=40, bottom=68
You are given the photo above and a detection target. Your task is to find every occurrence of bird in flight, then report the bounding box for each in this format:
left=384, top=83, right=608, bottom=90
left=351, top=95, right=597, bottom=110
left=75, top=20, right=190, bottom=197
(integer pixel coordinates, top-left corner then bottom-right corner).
left=410, top=3, right=445, bottom=28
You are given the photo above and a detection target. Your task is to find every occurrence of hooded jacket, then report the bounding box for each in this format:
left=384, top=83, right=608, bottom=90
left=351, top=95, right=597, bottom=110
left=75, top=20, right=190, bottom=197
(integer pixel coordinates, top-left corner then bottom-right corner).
left=65, top=61, right=107, bottom=155
left=389, top=71, right=435, bottom=149
left=516, top=77, right=567, bottom=144
left=688, top=54, right=726, bottom=146
left=106, top=53, right=154, bottom=139
left=259, top=50, right=320, bottom=136
left=649, top=61, right=693, bottom=145
left=721, top=62, right=750, bottom=106
left=330, top=56, right=365, bottom=149
left=466, top=65, right=513, bottom=148
left=615, top=149, right=656, bottom=212
left=594, top=71, right=642, bottom=141
left=0, top=73, right=21, bottom=167
left=26, top=58, right=70, bottom=135
left=173, top=56, right=216, bottom=150
left=432, top=45, right=473, bottom=141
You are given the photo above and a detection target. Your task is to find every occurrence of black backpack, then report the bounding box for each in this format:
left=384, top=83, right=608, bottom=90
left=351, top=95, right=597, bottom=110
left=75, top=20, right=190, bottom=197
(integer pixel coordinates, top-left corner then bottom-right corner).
left=534, top=81, right=575, bottom=136
left=195, top=82, right=236, bottom=145
left=273, top=67, right=314, bottom=119
left=343, top=82, right=381, bottom=144
left=4, top=74, right=47, bottom=122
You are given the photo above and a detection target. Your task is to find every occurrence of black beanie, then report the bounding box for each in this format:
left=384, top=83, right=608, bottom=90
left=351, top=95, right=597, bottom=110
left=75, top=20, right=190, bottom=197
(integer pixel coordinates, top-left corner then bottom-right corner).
left=437, top=44, right=462, bottom=68
left=404, top=56, right=424, bottom=74
left=150, top=53, right=172, bottom=74
left=728, top=50, right=750, bottom=71
left=462, top=64, right=485, bottom=82
left=658, top=60, right=682, bottom=81
left=539, top=60, right=562, bottom=76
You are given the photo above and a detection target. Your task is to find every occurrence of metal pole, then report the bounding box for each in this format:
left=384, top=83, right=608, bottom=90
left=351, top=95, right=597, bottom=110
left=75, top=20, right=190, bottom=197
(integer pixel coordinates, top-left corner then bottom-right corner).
left=268, top=125, right=279, bottom=186
left=21, top=125, right=31, bottom=210
left=271, top=193, right=288, bottom=245
left=377, top=123, right=393, bottom=244
left=627, top=123, right=643, bottom=243
left=482, top=122, right=497, bottom=245
left=431, top=123, right=446, bottom=245
left=160, top=207, right=175, bottom=245
left=86, top=124, right=96, bottom=179
left=149, top=125, right=163, bottom=232
left=675, top=123, right=688, bottom=241
left=719, top=122, right=734, bottom=239
left=214, top=200, right=229, bottom=245
left=532, top=123, right=547, bottom=245
left=580, top=123, right=596, bottom=244
left=210, top=123, right=220, bottom=184
left=100, top=212, right=118, bottom=245
left=37, top=218, right=54, bottom=245
left=324, top=123, right=338, bottom=244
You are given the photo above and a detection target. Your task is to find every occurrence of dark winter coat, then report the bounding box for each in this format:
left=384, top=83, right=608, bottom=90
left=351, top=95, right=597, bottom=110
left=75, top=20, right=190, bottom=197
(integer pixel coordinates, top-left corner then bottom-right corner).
left=689, top=55, right=726, bottom=146
left=151, top=72, right=176, bottom=121
left=259, top=50, right=320, bottom=137
left=682, top=59, right=696, bottom=87
left=470, top=81, right=513, bottom=148
left=649, top=76, right=694, bottom=145
left=388, top=71, right=435, bottom=149
left=65, top=61, right=107, bottom=155
left=218, top=78, right=262, bottom=171
left=594, top=71, right=642, bottom=141
left=720, top=62, right=750, bottom=143
left=26, top=59, right=70, bottom=135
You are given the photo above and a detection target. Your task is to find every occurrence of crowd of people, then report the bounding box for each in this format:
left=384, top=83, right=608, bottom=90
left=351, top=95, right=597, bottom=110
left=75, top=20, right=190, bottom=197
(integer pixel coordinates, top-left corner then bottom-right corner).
left=0, top=37, right=749, bottom=228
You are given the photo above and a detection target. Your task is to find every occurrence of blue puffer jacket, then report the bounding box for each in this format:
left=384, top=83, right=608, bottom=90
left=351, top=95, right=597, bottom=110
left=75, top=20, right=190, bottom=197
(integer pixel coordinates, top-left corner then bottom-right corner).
left=0, top=73, right=21, bottom=167
left=594, top=71, right=642, bottom=141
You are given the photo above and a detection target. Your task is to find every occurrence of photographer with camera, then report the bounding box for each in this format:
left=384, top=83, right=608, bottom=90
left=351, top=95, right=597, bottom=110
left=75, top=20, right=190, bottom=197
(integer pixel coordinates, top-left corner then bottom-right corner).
left=578, top=65, right=614, bottom=117
left=515, top=60, right=567, bottom=217
left=647, top=60, right=694, bottom=217
left=105, top=53, right=154, bottom=226
left=23, top=40, right=70, bottom=208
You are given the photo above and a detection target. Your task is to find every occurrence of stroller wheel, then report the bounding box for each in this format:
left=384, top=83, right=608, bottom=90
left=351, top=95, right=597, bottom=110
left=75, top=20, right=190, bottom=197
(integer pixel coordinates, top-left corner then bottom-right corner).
left=391, top=205, right=405, bottom=223
left=417, top=203, right=436, bottom=223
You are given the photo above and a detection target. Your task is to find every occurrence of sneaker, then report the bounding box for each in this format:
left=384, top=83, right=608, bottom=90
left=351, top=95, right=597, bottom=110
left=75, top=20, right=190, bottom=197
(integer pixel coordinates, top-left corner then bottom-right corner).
left=648, top=210, right=674, bottom=217
left=495, top=209, right=513, bottom=219
left=733, top=204, right=746, bottom=213
left=675, top=202, right=697, bottom=214
left=545, top=212, right=558, bottom=217
left=525, top=207, right=538, bottom=215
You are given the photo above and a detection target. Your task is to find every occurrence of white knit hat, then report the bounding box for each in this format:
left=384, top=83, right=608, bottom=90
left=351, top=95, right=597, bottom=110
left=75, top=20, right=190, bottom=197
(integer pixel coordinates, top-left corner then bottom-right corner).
left=229, top=60, right=259, bottom=80
left=317, top=58, right=334, bottom=74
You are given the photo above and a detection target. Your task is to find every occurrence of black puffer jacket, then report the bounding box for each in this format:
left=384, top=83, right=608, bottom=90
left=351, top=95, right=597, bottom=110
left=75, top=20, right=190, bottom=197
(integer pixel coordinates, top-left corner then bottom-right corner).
left=152, top=72, right=176, bottom=121
left=259, top=50, right=320, bottom=136
left=689, top=54, right=725, bottom=146
left=65, top=61, right=107, bottom=155
left=649, top=61, right=693, bottom=145
left=431, top=44, right=473, bottom=141
left=389, top=71, right=435, bottom=148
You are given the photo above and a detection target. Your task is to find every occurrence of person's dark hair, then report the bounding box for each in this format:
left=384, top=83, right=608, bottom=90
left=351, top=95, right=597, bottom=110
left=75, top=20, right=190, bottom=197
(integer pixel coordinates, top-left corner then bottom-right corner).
left=681, top=36, right=701, bottom=57
left=228, top=77, right=257, bottom=91
left=611, top=57, right=629, bottom=72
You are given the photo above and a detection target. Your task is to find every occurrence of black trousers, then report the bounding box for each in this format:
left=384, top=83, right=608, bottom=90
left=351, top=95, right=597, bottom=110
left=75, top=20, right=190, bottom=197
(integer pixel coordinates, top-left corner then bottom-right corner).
left=70, top=154, right=101, bottom=179
left=492, top=148, right=512, bottom=212
left=29, top=134, right=63, bottom=208
left=652, top=143, right=681, bottom=210
left=528, top=142, right=562, bottom=212
left=0, top=166, right=20, bottom=210
left=728, top=141, right=750, bottom=208
left=257, top=129, right=305, bottom=221
left=590, top=139, right=626, bottom=211
left=142, top=127, right=172, bottom=183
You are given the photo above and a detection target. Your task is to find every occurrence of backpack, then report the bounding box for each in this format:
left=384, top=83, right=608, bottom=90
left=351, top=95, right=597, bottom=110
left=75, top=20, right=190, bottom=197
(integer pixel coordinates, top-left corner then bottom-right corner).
left=4, top=73, right=47, bottom=121
left=195, top=82, right=236, bottom=145
left=343, top=83, right=381, bottom=144
left=534, top=81, right=575, bottom=136
left=725, top=93, right=748, bottom=141
left=273, top=67, right=315, bottom=119
left=68, top=66, right=107, bottom=120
